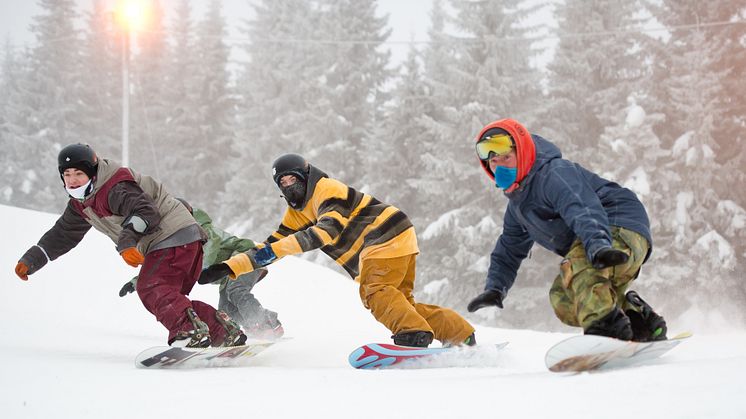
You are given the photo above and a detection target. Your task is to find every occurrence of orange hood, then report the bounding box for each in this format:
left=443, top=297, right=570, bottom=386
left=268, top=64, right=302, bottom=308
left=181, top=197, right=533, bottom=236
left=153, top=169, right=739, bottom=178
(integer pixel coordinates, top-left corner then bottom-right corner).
left=476, top=118, right=536, bottom=193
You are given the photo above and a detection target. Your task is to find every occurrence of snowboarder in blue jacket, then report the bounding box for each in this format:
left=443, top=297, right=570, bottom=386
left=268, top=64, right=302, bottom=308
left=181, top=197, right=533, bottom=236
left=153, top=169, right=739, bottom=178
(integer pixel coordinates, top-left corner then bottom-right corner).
left=467, top=118, right=667, bottom=342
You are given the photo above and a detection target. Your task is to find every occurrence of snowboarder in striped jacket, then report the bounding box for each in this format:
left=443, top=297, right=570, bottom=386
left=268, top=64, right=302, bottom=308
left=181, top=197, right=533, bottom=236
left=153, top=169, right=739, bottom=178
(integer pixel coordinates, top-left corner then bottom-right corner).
left=199, top=154, right=476, bottom=348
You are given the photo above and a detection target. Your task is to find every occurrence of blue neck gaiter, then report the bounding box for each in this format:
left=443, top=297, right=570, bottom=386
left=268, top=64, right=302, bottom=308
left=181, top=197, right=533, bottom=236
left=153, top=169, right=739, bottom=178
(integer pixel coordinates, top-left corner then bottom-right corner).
left=494, top=166, right=517, bottom=189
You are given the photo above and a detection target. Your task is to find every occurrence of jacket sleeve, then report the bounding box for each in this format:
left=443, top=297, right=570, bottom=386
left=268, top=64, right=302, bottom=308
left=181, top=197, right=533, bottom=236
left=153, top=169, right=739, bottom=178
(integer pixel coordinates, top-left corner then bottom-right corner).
left=269, top=182, right=350, bottom=258
left=540, top=162, right=612, bottom=262
left=485, top=205, right=534, bottom=295
left=201, top=222, right=254, bottom=266
left=107, top=181, right=162, bottom=251
left=264, top=210, right=302, bottom=244
left=36, top=201, right=92, bottom=261
left=213, top=224, right=256, bottom=259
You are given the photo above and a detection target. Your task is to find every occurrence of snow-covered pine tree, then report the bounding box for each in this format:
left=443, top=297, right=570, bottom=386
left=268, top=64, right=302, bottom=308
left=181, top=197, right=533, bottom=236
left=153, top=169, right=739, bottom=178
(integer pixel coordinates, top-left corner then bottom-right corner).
left=647, top=1, right=745, bottom=157
left=15, top=0, right=83, bottom=212
left=187, top=0, right=236, bottom=215
left=78, top=0, right=121, bottom=160
left=129, top=0, right=169, bottom=179
left=646, top=2, right=746, bottom=246
left=544, top=0, right=648, bottom=171
left=218, top=0, right=329, bottom=237
left=597, top=98, right=677, bottom=297
left=599, top=97, right=668, bottom=195
left=152, top=0, right=204, bottom=202
left=363, top=42, right=427, bottom=221
left=448, top=0, right=544, bottom=126
left=0, top=39, right=34, bottom=207
left=407, top=0, right=460, bottom=215
left=0, top=39, right=10, bottom=131
left=657, top=25, right=742, bottom=316
left=311, top=0, right=392, bottom=184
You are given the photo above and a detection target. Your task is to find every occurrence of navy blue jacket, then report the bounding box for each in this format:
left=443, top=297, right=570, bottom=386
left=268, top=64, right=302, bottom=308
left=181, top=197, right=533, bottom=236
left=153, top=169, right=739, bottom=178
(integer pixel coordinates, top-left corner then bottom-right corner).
left=485, top=135, right=652, bottom=295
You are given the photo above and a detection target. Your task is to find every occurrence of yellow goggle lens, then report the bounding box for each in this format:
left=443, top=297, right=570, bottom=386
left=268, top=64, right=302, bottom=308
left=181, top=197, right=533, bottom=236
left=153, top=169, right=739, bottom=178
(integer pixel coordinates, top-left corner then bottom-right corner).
left=476, top=134, right=513, bottom=160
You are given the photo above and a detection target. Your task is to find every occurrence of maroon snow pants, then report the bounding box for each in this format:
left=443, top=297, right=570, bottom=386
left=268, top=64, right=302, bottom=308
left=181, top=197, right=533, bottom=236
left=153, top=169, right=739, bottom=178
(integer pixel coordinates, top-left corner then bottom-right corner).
left=136, top=240, right=228, bottom=345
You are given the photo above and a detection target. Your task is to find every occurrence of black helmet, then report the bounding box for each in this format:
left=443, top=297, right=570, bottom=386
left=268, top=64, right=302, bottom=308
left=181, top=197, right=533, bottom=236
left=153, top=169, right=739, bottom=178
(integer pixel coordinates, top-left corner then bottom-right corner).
left=58, top=144, right=98, bottom=179
left=272, top=153, right=309, bottom=187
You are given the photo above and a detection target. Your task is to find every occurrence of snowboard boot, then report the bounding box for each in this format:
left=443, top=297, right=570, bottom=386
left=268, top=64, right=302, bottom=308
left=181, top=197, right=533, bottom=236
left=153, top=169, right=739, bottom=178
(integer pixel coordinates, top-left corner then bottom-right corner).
left=625, top=291, right=667, bottom=342
left=171, top=307, right=211, bottom=348
left=391, top=330, right=434, bottom=347
left=442, top=332, right=477, bottom=348
left=464, top=332, right=477, bottom=347
left=584, top=307, right=633, bottom=341
left=245, top=311, right=284, bottom=341
left=214, top=310, right=247, bottom=347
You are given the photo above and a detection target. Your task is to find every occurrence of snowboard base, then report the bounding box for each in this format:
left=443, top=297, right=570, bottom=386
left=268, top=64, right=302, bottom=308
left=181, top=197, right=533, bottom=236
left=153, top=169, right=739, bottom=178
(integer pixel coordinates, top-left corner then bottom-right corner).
left=135, top=341, right=277, bottom=369
left=545, top=332, right=691, bottom=373
left=349, top=342, right=509, bottom=369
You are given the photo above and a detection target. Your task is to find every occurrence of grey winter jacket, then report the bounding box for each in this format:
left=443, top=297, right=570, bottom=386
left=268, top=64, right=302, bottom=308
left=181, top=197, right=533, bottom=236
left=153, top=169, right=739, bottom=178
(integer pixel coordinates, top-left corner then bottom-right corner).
left=22, top=159, right=202, bottom=271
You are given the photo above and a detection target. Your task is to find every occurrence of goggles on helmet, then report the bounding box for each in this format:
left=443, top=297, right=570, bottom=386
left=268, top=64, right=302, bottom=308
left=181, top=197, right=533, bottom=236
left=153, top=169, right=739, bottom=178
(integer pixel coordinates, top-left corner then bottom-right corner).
left=476, top=134, right=513, bottom=161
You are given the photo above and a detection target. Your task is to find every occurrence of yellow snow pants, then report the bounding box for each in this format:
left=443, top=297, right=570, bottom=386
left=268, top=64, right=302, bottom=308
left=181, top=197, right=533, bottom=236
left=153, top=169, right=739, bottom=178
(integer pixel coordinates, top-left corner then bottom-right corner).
left=357, top=253, right=475, bottom=345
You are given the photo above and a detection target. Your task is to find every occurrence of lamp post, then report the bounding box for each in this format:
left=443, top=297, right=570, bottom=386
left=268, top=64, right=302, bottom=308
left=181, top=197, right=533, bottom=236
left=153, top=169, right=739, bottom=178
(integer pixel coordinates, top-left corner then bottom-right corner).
left=121, top=24, right=130, bottom=166
left=115, top=0, right=148, bottom=167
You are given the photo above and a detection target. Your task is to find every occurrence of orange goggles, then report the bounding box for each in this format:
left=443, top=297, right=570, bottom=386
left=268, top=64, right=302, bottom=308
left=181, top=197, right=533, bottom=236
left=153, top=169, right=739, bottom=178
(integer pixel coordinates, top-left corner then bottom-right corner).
left=476, top=134, right=513, bottom=160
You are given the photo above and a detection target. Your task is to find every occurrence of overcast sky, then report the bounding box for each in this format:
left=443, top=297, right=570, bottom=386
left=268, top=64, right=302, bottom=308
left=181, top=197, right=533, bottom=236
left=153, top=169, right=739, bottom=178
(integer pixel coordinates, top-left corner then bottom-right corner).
left=0, top=0, right=434, bottom=65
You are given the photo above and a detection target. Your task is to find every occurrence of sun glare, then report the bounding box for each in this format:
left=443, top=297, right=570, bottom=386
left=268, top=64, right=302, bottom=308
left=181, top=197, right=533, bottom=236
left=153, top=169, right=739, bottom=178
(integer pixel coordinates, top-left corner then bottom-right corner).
left=115, top=0, right=150, bottom=31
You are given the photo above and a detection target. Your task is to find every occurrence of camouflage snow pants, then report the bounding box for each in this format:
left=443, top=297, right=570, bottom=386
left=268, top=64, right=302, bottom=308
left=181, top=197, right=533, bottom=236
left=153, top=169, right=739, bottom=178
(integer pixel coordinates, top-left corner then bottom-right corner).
left=549, top=227, right=650, bottom=330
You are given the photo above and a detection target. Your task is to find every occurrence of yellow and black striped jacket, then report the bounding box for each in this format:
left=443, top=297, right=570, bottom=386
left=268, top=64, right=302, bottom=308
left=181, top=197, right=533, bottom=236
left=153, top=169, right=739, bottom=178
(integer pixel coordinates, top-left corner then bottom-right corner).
left=224, top=166, right=418, bottom=279
left=268, top=172, right=418, bottom=278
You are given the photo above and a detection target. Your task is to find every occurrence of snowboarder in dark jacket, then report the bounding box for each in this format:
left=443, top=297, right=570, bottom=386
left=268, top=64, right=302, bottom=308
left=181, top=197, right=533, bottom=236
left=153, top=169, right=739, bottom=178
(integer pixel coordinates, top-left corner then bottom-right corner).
left=14, top=144, right=246, bottom=348
left=467, top=118, right=667, bottom=342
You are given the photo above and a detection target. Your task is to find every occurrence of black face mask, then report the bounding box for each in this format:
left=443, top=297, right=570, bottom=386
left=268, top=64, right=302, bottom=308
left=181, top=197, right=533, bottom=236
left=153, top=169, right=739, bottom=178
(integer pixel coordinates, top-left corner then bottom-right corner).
left=281, top=182, right=307, bottom=209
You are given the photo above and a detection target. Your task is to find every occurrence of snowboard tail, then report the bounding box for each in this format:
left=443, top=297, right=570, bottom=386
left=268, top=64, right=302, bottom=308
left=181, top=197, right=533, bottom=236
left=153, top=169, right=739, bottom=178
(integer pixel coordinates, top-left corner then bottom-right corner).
left=545, top=332, right=691, bottom=373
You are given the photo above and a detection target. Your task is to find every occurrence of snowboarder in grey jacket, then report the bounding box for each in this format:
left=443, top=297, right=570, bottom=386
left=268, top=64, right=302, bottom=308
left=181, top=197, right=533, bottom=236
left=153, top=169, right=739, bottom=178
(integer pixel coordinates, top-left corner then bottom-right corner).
left=467, top=118, right=667, bottom=342
left=14, top=144, right=246, bottom=347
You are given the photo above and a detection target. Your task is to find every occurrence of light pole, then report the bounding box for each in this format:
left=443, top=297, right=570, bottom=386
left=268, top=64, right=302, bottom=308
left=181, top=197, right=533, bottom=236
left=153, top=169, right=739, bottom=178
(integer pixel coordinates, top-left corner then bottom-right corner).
left=121, top=25, right=130, bottom=167
left=115, top=0, right=148, bottom=167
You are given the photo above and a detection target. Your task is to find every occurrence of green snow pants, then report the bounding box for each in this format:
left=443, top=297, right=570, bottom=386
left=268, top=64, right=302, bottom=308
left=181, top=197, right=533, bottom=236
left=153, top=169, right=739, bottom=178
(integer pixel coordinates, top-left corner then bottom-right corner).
left=549, top=227, right=650, bottom=330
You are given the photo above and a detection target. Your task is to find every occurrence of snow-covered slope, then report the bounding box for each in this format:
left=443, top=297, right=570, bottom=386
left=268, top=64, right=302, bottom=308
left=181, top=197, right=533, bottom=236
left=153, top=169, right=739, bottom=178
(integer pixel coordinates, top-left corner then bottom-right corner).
left=1, top=204, right=744, bottom=419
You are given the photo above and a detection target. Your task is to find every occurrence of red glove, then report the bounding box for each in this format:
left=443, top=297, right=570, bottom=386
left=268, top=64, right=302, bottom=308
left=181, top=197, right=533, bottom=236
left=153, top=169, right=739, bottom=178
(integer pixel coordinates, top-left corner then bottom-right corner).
left=120, top=248, right=144, bottom=267
left=15, top=262, right=29, bottom=281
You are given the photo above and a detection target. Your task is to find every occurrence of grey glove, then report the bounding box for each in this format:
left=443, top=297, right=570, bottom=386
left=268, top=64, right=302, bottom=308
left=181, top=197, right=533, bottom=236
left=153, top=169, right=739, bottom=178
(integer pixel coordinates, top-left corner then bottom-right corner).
left=119, top=280, right=136, bottom=297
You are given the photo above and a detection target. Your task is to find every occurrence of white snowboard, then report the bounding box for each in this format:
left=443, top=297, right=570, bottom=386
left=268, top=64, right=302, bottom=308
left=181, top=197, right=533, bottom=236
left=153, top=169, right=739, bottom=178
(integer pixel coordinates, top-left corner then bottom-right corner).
left=135, top=341, right=277, bottom=369
left=545, top=332, right=691, bottom=373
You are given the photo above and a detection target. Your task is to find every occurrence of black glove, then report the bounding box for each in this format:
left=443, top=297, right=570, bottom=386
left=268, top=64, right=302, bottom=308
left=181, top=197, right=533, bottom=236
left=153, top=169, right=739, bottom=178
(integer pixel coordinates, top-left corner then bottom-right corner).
left=198, top=263, right=233, bottom=285
left=592, top=247, right=629, bottom=269
left=467, top=289, right=505, bottom=312
left=119, top=281, right=135, bottom=297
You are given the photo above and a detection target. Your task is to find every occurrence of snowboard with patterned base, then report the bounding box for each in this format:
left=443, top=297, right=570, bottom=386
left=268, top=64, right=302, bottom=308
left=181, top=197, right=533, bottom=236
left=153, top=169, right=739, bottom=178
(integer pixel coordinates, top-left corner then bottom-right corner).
left=545, top=332, right=692, bottom=373
left=349, top=342, right=509, bottom=369
left=135, top=341, right=277, bottom=369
